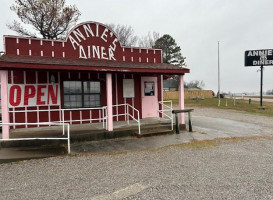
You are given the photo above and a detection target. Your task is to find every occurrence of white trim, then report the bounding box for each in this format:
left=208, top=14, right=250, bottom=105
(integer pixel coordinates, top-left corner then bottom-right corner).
left=16, top=49, right=19, bottom=55
left=29, top=49, right=32, bottom=56
left=52, top=51, right=54, bottom=57
left=41, top=51, right=43, bottom=57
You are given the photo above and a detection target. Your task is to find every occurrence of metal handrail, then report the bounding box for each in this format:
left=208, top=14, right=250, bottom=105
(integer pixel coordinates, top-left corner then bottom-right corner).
left=112, top=103, right=141, bottom=135
left=9, top=106, right=108, bottom=130
left=158, top=100, right=173, bottom=130
left=0, top=122, right=71, bottom=154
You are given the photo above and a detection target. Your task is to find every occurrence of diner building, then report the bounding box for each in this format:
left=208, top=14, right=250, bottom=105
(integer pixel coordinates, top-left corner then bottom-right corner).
left=0, top=21, right=190, bottom=139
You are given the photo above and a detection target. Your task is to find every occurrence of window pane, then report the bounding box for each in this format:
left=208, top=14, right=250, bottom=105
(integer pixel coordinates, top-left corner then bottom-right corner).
left=64, top=81, right=101, bottom=108
left=83, top=94, right=101, bottom=107
left=144, top=81, right=155, bottom=96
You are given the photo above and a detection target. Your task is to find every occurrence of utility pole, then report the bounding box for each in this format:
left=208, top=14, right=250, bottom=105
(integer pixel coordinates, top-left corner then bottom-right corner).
left=260, top=65, right=263, bottom=107
left=218, top=41, right=221, bottom=107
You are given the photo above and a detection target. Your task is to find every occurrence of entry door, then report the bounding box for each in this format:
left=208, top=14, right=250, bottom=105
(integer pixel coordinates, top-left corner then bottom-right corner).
left=141, top=77, right=158, bottom=118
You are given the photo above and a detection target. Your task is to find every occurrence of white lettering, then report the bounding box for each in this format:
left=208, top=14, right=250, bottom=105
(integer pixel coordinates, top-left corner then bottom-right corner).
left=88, top=46, right=91, bottom=58
left=253, top=51, right=259, bottom=56
left=101, top=47, right=108, bottom=59
left=247, top=51, right=253, bottom=56
left=108, top=48, right=116, bottom=60
left=68, top=35, right=80, bottom=50
left=101, top=28, right=109, bottom=42
left=83, top=24, right=95, bottom=38
left=73, top=29, right=86, bottom=42
left=96, top=23, right=99, bottom=37
left=93, top=46, right=100, bottom=59
left=110, top=38, right=118, bottom=51
left=79, top=45, right=87, bottom=59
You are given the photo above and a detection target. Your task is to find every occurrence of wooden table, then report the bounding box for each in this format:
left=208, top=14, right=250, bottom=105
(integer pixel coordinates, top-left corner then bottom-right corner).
left=172, top=109, right=194, bottom=133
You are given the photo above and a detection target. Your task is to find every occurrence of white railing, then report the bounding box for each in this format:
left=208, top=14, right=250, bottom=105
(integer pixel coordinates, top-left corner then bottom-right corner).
left=0, top=122, right=71, bottom=154
left=158, top=100, right=173, bottom=130
left=113, top=103, right=141, bottom=135
left=9, top=106, right=108, bottom=130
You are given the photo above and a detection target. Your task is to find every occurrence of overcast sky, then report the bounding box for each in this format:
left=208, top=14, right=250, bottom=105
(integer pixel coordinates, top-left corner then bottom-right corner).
left=1, top=0, right=273, bottom=94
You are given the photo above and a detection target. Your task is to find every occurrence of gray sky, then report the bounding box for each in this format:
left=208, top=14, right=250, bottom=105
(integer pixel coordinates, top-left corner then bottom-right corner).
left=1, top=0, right=273, bottom=94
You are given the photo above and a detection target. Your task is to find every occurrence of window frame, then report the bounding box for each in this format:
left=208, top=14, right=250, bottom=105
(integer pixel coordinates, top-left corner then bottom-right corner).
left=63, top=80, right=101, bottom=109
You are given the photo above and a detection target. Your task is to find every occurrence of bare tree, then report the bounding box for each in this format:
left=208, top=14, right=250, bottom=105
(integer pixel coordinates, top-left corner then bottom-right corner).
left=107, top=23, right=138, bottom=47
left=8, top=0, right=81, bottom=39
left=138, top=32, right=160, bottom=48
left=185, top=80, right=205, bottom=89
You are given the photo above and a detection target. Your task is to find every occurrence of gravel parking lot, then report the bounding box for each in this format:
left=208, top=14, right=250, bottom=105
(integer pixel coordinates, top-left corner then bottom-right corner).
left=0, top=108, right=273, bottom=200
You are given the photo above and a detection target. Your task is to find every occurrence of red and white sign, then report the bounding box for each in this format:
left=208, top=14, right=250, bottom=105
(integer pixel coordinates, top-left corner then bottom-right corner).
left=8, top=84, right=60, bottom=108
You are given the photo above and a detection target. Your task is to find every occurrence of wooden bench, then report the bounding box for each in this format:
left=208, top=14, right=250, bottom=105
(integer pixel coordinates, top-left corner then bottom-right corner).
left=172, top=109, right=194, bottom=133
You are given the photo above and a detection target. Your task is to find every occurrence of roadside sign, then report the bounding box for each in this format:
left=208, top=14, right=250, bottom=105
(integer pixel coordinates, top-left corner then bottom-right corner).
left=244, top=49, right=273, bottom=108
left=245, top=49, right=273, bottom=66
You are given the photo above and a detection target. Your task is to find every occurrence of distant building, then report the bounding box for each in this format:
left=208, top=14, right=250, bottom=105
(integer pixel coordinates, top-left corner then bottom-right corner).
left=163, top=79, right=178, bottom=91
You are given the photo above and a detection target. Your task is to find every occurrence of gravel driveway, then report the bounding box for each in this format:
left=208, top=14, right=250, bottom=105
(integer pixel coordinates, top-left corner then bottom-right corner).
left=0, top=107, right=273, bottom=200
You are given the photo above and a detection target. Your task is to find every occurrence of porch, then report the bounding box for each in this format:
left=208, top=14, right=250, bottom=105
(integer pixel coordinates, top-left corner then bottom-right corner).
left=0, top=116, right=174, bottom=147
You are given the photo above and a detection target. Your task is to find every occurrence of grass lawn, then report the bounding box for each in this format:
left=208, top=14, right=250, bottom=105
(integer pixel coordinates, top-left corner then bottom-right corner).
left=166, top=97, right=273, bottom=117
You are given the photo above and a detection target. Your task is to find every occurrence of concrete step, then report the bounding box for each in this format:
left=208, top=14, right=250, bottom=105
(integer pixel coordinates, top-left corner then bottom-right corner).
left=0, top=145, right=67, bottom=164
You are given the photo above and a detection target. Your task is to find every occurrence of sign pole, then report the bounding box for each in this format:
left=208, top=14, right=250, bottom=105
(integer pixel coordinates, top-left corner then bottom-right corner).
left=218, top=41, right=221, bottom=107
left=260, top=65, right=263, bottom=107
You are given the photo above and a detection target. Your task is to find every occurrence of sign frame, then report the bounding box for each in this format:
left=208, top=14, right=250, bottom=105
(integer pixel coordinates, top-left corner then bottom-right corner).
left=245, top=49, right=273, bottom=67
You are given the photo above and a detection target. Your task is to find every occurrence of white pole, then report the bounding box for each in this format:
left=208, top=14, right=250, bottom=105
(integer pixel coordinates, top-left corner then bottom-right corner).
left=218, top=41, right=221, bottom=107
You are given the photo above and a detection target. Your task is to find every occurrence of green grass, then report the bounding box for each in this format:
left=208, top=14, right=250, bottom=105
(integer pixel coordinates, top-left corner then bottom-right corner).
left=165, top=97, right=273, bottom=117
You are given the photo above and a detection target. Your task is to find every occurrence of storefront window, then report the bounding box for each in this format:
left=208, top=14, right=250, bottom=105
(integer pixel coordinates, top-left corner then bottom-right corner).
left=63, top=81, right=101, bottom=108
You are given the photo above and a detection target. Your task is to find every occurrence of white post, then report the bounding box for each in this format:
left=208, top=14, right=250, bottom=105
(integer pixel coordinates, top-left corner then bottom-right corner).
left=106, top=73, right=113, bottom=131
left=218, top=41, right=221, bottom=107
left=179, top=74, right=185, bottom=125
left=1, top=70, right=10, bottom=139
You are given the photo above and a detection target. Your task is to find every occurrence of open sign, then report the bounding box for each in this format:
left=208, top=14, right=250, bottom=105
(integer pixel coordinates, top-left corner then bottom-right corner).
left=8, top=84, right=60, bottom=108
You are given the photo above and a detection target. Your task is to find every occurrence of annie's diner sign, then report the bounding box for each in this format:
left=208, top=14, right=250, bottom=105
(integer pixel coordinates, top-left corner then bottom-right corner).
left=67, top=22, right=120, bottom=61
